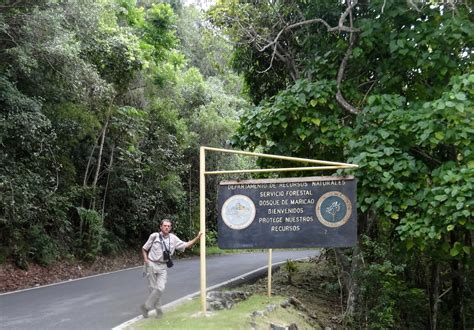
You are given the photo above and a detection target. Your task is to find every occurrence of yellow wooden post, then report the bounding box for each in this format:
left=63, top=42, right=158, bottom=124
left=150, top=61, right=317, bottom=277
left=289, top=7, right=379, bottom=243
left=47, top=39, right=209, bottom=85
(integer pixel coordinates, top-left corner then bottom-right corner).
left=199, top=147, right=206, bottom=313
left=268, top=249, right=272, bottom=297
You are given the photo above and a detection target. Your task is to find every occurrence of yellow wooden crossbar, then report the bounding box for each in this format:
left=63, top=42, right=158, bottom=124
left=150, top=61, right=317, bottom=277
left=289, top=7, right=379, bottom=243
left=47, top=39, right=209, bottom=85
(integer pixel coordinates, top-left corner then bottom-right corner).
left=202, top=146, right=358, bottom=168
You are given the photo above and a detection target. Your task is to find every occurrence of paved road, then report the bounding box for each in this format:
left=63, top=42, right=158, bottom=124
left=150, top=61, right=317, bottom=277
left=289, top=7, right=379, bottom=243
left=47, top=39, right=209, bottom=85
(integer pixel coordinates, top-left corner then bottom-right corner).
left=0, top=250, right=318, bottom=330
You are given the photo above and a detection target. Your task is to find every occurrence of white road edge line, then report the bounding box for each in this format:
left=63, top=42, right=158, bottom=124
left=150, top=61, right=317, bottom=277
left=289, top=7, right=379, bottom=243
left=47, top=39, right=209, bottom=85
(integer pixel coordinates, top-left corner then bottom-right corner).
left=111, top=257, right=310, bottom=330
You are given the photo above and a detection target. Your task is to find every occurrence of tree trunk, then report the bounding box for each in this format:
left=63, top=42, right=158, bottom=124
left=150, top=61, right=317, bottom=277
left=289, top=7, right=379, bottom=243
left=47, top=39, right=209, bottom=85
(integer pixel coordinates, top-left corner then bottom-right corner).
left=334, top=247, right=351, bottom=292
left=82, top=129, right=102, bottom=189
left=343, top=212, right=375, bottom=320
left=345, top=245, right=363, bottom=316
left=101, top=143, right=114, bottom=218
left=429, top=261, right=440, bottom=330
left=91, top=118, right=109, bottom=211
left=80, top=128, right=101, bottom=237
left=450, top=231, right=465, bottom=329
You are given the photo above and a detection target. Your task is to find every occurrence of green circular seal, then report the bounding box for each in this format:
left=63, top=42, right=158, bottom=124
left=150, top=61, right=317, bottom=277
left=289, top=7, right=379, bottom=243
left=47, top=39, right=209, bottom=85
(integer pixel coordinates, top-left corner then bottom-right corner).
left=315, top=191, right=352, bottom=228
left=221, top=194, right=256, bottom=230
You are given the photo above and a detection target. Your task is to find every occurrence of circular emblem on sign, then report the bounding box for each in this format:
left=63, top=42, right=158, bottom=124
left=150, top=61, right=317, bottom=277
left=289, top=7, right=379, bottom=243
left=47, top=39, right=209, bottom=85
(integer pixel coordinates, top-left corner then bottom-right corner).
left=221, top=194, right=256, bottom=230
left=315, top=191, right=352, bottom=228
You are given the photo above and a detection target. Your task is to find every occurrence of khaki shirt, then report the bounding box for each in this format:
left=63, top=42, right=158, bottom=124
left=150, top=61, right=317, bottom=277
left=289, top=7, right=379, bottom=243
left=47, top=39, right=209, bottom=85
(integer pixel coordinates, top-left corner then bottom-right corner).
left=143, top=232, right=186, bottom=262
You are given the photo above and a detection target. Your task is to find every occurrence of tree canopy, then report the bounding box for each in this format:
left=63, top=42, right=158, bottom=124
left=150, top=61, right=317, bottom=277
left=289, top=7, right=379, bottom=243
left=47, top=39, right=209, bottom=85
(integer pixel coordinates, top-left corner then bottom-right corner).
left=209, top=0, right=473, bottom=328
left=0, top=0, right=247, bottom=266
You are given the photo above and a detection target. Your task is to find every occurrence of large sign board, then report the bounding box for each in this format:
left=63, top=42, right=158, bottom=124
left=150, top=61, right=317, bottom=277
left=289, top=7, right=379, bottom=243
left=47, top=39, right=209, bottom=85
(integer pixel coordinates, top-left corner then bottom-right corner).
left=217, top=176, right=357, bottom=249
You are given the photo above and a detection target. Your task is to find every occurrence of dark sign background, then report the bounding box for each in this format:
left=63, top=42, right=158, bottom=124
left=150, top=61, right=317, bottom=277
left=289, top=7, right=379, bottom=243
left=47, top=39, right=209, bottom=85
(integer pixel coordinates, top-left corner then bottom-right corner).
left=217, top=176, right=357, bottom=249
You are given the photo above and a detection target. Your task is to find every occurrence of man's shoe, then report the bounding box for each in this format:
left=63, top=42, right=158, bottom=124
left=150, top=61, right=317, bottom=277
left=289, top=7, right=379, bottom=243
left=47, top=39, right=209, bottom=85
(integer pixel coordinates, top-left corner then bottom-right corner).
left=140, top=304, right=149, bottom=318
left=155, top=308, right=163, bottom=319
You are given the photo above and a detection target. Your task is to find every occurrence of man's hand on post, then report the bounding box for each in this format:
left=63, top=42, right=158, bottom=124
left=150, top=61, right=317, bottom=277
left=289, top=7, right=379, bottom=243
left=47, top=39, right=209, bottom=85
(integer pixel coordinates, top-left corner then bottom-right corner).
left=186, top=232, right=203, bottom=249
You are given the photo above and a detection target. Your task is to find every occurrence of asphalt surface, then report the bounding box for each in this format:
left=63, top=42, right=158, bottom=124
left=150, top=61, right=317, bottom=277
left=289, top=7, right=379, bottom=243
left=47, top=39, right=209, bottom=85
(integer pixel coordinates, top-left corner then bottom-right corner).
left=0, top=250, right=318, bottom=330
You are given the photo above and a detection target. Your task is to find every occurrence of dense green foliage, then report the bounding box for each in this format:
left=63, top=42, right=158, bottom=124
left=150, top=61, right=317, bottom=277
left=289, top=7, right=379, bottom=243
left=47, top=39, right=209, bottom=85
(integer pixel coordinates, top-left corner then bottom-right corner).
left=210, top=0, right=473, bottom=328
left=0, top=1, right=247, bottom=266
left=1, top=0, right=473, bottom=328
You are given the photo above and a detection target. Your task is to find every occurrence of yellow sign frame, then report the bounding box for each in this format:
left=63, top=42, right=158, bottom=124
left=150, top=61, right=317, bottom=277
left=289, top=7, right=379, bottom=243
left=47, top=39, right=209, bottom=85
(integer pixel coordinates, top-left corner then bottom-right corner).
left=199, top=146, right=358, bottom=313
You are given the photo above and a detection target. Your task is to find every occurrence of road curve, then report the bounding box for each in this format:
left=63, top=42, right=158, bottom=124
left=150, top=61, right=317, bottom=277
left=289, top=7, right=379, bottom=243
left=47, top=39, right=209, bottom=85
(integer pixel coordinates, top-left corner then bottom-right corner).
left=0, top=249, right=318, bottom=330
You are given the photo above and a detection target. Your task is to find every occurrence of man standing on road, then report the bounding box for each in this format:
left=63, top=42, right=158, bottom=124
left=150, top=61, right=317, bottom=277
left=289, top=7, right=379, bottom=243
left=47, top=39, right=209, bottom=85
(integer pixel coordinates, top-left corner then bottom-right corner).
left=141, top=219, right=202, bottom=318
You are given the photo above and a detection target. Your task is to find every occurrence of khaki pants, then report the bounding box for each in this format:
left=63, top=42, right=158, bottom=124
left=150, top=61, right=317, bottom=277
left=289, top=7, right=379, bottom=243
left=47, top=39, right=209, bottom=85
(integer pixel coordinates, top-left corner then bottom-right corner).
left=144, top=262, right=167, bottom=310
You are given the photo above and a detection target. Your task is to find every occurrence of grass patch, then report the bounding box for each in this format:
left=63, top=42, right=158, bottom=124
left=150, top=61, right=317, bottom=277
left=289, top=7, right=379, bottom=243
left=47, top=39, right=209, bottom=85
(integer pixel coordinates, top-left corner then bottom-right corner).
left=130, top=294, right=321, bottom=330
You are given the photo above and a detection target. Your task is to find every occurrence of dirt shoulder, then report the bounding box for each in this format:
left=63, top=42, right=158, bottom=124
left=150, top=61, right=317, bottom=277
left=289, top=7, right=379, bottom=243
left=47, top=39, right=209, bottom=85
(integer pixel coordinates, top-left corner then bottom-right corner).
left=236, top=257, right=343, bottom=329
left=0, top=250, right=143, bottom=293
